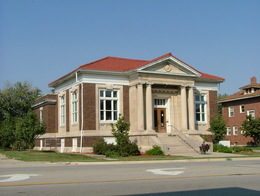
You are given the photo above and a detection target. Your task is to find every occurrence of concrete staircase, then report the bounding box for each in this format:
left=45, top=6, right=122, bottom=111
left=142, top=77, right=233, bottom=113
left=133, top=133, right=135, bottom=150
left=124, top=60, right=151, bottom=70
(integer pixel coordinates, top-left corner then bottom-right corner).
left=156, top=133, right=201, bottom=155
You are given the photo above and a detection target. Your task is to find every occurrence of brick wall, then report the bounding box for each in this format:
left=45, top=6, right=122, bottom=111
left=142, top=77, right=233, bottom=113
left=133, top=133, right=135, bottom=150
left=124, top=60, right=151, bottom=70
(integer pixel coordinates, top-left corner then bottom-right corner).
left=83, top=83, right=96, bottom=130
left=209, top=91, right=218, bottom=118
left=222, top=97, right=260, bottom=145
left=83, top=136, right=101, bottom=147
left=34, top=94, right=58, bottom=133
left=123, top=86, right=130, bottom=122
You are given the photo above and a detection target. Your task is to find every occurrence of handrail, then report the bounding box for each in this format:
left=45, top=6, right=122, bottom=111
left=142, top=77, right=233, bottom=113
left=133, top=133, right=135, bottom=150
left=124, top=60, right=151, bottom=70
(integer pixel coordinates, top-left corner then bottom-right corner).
left=168, top=125, right=199, bottom=148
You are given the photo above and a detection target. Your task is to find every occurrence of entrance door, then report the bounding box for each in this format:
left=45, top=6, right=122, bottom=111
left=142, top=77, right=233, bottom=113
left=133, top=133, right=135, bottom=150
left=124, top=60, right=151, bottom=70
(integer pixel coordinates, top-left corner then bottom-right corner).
left=154, top=108, right=166, bottom=133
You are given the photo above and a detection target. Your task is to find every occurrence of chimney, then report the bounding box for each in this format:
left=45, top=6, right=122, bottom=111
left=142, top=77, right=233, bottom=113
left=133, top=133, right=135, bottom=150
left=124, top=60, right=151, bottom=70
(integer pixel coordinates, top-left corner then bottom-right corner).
left=251, top=76, right=257, bottom=84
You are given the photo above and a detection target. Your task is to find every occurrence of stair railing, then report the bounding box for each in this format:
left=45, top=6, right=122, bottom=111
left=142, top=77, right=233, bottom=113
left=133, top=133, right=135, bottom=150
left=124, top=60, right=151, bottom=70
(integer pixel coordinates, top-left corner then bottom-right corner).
left=168, top=125, right=200, bottom=153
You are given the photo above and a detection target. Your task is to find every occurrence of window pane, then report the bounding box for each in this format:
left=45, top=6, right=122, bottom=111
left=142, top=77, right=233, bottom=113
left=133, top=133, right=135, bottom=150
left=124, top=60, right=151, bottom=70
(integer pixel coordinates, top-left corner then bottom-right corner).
left=196, top=113, right=200, bottom=121
left=196, top=104, right=200, bottom=112
left=106, top=91, right=112, bottom=97
left=201, top=96, right=204, bottom=101
left=202, top=114, right=205, bottom=121
left=100, top=100, right=104, bottom=110
left=106, top=111, right=112, bottom=120
left=114, top=112, right=118, bottom=120
left=113, top=101, right=117, bottom=110
left=106, top=100, right=111, bottom=110
left=195, top=95, right=200, bottom=101
left=100, top=90, right=104, bottom=97
left=202, top=104, right=205, bottom=112
left=100, top=111, right=104, bottom=120
left=113, top=91, right=117, bottom=98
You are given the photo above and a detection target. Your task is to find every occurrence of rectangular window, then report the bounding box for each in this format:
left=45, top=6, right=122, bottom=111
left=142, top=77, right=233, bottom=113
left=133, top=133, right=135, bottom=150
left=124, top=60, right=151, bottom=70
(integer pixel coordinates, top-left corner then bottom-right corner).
left=99, top=89, right=118, bottom=121
left=227, top=127, right=231, bottom=136
left=154, top=99, right=166, bottom=106
left=40, top=109, right=43, bottom=123
left=247, top=110, right=255, bottom=119
left=195, top=95, right=206, bottom=123
left=233, top=126, right=238, bottom=135
left=72, top=91, right=78, bottom=124
left=229, top=106, right=234, bottom=117
left=240, top=105, right=245, bottom=113
left=60, top=95, right=65, bottom=126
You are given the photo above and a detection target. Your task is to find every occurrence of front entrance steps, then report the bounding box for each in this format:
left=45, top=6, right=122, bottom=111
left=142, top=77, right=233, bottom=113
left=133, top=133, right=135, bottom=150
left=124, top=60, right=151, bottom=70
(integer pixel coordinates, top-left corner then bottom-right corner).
left=155, top=133, right=202, bottom=155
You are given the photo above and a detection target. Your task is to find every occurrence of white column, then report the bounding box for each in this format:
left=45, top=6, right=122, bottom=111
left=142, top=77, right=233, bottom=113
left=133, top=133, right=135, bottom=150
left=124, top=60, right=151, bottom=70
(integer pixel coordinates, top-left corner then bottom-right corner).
left=146, top=84, right=153, bottom=131
left=181, top=86, right=188, bottom=130
left=137, top=83, right=144, bottom=131
left=188, top=87, right=195, bottom=130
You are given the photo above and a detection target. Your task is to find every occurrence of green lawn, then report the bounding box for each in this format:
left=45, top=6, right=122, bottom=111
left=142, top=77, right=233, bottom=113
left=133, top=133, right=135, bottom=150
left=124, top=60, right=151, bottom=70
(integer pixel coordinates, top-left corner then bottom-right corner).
left=1, top=149, right=260, bottom=162
left=0, top=149, right=101, bottom=162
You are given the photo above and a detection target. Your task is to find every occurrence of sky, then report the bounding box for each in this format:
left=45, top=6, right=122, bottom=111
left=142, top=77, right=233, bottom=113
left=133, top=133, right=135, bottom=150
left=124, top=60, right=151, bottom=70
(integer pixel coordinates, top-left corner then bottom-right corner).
left=0, top=0, right=259, bottom=96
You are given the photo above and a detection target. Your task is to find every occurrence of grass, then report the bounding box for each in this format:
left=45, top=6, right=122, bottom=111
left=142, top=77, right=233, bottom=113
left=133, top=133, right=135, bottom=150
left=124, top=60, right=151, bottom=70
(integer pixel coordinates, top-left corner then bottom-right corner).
left=0, top=149, right=101, bottom=162
left=1, top=148, right=260, bottom=163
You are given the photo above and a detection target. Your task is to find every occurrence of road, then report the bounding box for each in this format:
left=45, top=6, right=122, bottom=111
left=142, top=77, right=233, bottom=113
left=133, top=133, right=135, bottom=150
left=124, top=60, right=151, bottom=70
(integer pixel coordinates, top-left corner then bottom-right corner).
left=0, top=159, right=260, bottom=195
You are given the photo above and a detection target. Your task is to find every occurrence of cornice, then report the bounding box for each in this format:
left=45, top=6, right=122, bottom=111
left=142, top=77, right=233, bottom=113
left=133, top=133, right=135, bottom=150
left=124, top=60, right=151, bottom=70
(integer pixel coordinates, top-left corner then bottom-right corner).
left=218, top=94, right=260, bottom=103
left=31, top=99, right=57, bottom=109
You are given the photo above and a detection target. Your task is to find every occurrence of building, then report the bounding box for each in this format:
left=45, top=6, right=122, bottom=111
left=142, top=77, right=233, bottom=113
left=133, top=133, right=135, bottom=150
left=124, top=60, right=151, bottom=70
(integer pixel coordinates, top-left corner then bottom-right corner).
left=219, top=76, right=260, bottom=146
left=32, top=53, right=224, bottom=153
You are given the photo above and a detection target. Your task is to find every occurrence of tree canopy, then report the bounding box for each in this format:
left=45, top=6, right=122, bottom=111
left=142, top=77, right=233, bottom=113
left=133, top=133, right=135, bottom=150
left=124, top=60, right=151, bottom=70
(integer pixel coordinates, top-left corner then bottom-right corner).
left=208, top=115, right=226, bottom=143
left=0, top=81, right=44, bottom=150
left=241, top=115, right=260, bottom=145
left=217, top=93, right=229, bottom=116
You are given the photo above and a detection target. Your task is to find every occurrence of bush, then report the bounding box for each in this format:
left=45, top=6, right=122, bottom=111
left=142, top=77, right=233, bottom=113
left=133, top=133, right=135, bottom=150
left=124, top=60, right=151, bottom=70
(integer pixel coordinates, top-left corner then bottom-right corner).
left=121, top=152, right=129, bottom=157
left=213, top=144, right=218, bottom=152
left=93, top=138, right=107, bottom=155
left=217, top=145, right=232, bottom=153
left=119, top=142, right=140, bottom=156
left=231, top=146, right=253, bottom=152
left=105, top=151, right=120, bottom=158
left=146, top=145, right=164, bottom=155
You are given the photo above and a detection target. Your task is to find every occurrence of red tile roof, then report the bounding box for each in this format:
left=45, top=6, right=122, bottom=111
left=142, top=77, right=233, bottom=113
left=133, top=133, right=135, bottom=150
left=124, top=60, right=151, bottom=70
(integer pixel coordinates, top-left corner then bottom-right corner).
left=49, top=53, right=224, bottom=86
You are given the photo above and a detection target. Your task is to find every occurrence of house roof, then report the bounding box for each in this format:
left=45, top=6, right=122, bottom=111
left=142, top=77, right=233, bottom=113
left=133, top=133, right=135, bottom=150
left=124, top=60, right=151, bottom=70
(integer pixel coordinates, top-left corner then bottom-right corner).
left=219, top=76, right=260, bottom=103
left=218, top=90, right=260, bottom=103
left=49, top=53, right=225, bottom=86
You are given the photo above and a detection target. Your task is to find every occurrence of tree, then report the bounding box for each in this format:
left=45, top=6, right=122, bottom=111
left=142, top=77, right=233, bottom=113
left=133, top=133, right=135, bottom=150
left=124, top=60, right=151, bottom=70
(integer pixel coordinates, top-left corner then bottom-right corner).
left=0, top=114, right=16, bottom=150
left=218, top=93, right=229, bottom=116
left=111, top=114, right=130, bottom=147
left=16, top=110, right=46, bottom=152
left=208, top=115, right=226, bottom=143
left=0, top=81, right=42, bottom=149
left=241, top=115, right=260, bottom=145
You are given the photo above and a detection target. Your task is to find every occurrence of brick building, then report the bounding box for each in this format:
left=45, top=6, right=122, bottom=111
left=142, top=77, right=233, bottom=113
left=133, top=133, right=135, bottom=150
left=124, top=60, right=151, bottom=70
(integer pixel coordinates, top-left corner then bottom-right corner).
left=219, top=76, right=260, bottom=146
left=32, top=53, right=224, bottom=153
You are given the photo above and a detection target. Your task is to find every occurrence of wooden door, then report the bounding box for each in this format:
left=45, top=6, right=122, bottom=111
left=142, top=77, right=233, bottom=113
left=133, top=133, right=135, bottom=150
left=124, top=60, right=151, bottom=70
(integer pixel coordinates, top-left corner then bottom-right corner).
left=154, top=108, right=166, bottom=133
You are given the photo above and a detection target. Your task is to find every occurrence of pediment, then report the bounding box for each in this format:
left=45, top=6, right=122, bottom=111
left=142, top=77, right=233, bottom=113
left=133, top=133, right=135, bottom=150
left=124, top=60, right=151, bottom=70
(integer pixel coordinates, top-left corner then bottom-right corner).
left=137, top=56, right=201, bottom=77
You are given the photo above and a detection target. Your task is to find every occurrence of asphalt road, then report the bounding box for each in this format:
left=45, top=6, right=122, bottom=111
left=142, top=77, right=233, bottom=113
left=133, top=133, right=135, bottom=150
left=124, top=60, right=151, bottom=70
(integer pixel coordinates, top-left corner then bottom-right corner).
left=1, top=159, right=260, bottom=196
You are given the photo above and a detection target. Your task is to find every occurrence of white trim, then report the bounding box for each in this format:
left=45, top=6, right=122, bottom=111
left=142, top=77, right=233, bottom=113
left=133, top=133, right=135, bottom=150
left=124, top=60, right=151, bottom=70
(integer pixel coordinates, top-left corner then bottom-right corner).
left=233, top=126, right=238, bottom=135
left=247, top=110, right=255, bottom=119
left=227, top=127, right=231, bottom=136
left=136, top=56, right=201, bottom=77
left=229, top=106, right=234, bottom=117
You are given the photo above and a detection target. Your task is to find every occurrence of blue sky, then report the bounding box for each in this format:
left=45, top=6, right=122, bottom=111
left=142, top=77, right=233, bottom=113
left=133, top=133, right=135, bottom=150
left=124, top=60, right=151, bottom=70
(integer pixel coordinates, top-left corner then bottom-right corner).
left=1, top=0, right=259, bottom=95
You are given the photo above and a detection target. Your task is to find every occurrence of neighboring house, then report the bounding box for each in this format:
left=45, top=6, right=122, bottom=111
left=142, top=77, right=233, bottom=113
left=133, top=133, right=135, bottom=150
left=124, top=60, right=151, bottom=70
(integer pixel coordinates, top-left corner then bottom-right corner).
left=32, top=53, right=224, bottom=153
left=219, top=76, right=260, bottom=146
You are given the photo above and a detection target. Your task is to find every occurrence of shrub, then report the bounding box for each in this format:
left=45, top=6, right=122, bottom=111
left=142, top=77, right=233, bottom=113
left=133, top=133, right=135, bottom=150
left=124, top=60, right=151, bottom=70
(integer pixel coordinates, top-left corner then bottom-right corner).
left=213, top=144, right=218, bottom=152
left=105, top=151, right=120, bottom=158
left=120, top=142, right=140, bottom=156
left=231, top=146, right=253, bottom=152
left=217, top=145, right=232, bottom=153
left=121, top=152, right=129, bottom=157
left=146, top=145, right=164, bottom=155
left=93, top=138, right=107, bottom=155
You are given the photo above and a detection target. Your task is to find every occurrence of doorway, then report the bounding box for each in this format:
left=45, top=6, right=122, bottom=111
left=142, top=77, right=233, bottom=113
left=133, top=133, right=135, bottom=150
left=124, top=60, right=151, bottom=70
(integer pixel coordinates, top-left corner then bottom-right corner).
left=154, top=108, right=166, bottom=133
